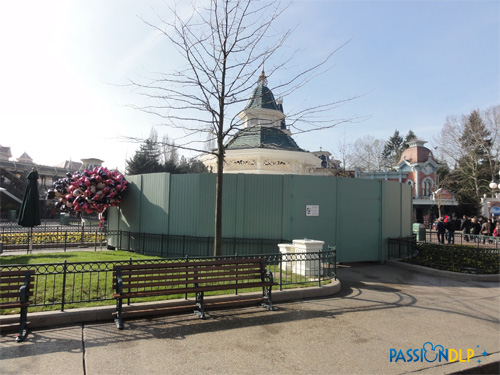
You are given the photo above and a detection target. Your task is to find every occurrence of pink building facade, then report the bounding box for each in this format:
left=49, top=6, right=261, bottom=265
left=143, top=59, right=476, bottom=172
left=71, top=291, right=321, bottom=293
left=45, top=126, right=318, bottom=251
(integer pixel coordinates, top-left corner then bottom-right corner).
left=355, top=140, right=457, bottom=224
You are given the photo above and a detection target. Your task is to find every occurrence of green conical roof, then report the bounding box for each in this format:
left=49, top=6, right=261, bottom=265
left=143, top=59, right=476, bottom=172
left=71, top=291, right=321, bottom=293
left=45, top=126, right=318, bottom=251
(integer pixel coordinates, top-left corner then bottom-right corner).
left=226, top=126, right=305, bottom=152
left=244, top=70, right=280, bottom=111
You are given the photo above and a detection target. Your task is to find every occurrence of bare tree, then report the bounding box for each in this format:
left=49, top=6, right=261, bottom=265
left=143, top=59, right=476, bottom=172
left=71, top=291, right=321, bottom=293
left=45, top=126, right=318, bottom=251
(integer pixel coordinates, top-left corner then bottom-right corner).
left=129, top=0, right=359, bottom=255
left=335, top=137, right=353, bottom=176
left=349, top=135, right=386, bottom=172
left=162, top=134, right=179, bottom=165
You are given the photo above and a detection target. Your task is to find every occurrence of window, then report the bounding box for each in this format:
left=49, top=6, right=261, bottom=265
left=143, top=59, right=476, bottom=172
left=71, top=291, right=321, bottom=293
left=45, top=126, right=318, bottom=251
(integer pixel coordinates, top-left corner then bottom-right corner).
left=422, top=178, right=433, bottom=197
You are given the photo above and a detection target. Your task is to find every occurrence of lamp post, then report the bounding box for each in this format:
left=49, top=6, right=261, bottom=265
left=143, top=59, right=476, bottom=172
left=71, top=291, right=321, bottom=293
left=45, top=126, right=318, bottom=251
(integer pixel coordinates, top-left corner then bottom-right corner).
left=489, top=180, right=498, bottom=197
left=489, top=170, right=500, bottom=198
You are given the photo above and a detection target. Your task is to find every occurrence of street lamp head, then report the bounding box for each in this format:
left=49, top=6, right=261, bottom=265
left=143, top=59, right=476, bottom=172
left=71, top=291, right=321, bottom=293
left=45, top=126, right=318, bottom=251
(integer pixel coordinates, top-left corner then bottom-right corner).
left=490, top=180, right=498, bottom=190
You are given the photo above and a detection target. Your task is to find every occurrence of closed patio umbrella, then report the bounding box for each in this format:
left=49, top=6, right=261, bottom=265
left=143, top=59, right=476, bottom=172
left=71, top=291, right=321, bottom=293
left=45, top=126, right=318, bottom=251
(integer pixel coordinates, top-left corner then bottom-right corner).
left=18, top=168, right=41, bottom=251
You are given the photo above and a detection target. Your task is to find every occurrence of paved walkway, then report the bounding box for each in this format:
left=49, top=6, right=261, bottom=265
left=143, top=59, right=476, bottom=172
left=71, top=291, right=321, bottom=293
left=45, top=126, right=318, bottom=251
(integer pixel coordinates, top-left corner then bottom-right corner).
left=1, top=262, right=499, bottom=375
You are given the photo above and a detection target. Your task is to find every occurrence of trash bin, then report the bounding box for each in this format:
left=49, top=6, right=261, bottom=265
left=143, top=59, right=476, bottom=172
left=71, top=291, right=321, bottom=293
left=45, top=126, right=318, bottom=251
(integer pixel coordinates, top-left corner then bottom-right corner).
left=412, top=223, right=426, bottom=242
left=8, top=210, right=16, bottom=221
left=60, top=213, right=70, bottom=225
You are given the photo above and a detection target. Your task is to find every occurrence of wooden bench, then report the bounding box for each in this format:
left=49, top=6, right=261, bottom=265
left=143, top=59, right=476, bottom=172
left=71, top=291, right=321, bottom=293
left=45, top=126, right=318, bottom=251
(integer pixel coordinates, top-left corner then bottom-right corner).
left=112, top=258, right=276, bottom=329
left=0, top=270, right=35, bottom=342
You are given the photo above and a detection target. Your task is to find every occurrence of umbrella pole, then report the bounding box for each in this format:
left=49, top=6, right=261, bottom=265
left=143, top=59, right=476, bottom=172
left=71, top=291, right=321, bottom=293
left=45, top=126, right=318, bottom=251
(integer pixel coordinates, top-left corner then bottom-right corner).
left=29, top=227, right=33, bottom=254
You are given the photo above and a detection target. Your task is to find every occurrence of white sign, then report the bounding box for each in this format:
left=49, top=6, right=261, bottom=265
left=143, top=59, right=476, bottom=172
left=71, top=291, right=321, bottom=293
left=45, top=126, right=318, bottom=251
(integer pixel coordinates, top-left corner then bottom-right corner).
left=306, top=205, right=319, bottom=217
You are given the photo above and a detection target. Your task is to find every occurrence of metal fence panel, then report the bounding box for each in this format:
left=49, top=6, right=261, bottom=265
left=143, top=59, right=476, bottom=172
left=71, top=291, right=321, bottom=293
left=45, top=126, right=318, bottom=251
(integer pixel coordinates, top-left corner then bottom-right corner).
left=140, top=173, right=170, bottom=234
left=0, top=248, right=336, bottom=312
left=336, top=178, right=382, bottom=262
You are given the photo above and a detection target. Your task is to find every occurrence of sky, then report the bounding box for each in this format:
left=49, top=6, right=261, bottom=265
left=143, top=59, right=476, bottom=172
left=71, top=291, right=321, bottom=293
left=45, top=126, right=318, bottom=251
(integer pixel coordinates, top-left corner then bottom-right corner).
left=0, top=0, right=498, bottom=172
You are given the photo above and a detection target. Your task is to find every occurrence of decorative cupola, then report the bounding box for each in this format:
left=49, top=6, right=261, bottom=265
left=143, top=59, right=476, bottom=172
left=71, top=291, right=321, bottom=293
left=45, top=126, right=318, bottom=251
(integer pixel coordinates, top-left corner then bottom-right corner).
left=397, top=140, right=439, bottom=165
left=200, top=69, right=324, bottom=175
left=238, top=69, right=289, bottom=134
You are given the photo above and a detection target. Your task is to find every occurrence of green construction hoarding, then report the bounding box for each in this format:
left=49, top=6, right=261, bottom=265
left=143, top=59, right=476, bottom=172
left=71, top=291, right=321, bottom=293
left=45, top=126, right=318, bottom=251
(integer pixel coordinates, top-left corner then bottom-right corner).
left=108, top=173, right=412, bottom=262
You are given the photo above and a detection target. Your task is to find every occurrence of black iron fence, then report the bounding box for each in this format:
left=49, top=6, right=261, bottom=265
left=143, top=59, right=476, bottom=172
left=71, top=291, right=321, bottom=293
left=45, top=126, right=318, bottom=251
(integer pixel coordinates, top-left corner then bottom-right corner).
left=0, top=218, right=96, bottom=232
left=422, top=229, right=500, bottom=249
left=0, top=224, right=107, bottom=252
left=0, top=248, right=336, bottom=313
left=108, top=230, right=291, bottom=257
left=1, top=227, right=289, bottom=257
left=388, top=236, right=418, bottom=259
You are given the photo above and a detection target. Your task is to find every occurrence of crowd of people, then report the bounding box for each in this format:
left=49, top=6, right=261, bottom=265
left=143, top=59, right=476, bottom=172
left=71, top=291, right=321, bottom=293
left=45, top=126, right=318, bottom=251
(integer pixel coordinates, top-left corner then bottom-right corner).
left=435, top=214, right=499, bottom=244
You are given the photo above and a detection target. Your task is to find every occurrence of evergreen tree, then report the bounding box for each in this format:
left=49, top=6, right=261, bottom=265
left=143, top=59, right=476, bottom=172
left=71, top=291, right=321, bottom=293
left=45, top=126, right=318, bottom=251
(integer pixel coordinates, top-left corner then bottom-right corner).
left=126, top=133, right=208, bottom=175
left=381, top=130, right=404, bottom=167
left=404, top=130, right=417, bottom=145
left=459, top=110, right=492, bottom=159
left=126, top=138, right=164, bottom=175
left=381, top=130, right=418, bottom=168
left=455, top=110, right=494, bottom=204
left=437, top=108, right=498, bottom=215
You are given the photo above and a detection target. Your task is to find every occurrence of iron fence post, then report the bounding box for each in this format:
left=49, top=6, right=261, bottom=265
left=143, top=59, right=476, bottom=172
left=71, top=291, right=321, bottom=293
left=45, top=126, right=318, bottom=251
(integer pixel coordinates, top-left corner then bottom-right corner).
left=235, top=252, right=239, bottom=295
left=279, top=254, right=283, bottom=291
left=127, top=257, right=132, bottom=306
left=61, top=260, right=67, bottom=312
left=318, top=252, right=321, bottom=287
left=26, top=229, right=30, bottom=254
left=64, top=231, right=67, bottom=252
left=185, top=255, right=189, bottom=300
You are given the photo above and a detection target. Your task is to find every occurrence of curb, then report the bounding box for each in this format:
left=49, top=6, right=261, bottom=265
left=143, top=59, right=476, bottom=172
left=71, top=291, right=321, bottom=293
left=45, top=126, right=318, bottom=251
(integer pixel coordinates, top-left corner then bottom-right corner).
left=0, top=279, right=341, bottom=330
left=387, top=260, right=500, bottom=282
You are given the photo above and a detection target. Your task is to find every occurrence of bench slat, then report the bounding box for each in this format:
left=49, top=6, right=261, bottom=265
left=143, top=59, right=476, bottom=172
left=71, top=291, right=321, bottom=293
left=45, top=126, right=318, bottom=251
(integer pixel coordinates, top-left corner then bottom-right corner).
left=1, top=291, right=34, bottom=298
left=117, top=269, right=261, bottom=283
left=1, top=276, right=35, bottom=284
left=0, top=302, right=31, bottom=309
left=1, top=283, right=34, bottom=292
left=116, top=264, right=262, bottom=276
left=113, top=281, right=274, bottom=299
left=0, top=270, right=35, bottom=276
left=119, top=275, right=263, bottom=289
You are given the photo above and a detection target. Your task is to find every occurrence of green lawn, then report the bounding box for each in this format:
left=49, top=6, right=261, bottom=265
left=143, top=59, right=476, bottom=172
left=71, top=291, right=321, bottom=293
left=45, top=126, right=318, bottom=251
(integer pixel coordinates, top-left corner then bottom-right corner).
left=0, top=250, right=158, bottom=265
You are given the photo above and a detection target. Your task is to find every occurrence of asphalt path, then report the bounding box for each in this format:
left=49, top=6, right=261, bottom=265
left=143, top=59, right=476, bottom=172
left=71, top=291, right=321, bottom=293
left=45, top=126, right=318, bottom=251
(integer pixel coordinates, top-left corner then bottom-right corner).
left=1, top=262, right=499, bottom=375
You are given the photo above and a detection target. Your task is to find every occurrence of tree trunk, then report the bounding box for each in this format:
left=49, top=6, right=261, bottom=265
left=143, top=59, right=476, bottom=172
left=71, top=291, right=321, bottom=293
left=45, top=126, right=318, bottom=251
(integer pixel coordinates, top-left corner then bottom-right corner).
left=214, top=147, right=225, bottom=256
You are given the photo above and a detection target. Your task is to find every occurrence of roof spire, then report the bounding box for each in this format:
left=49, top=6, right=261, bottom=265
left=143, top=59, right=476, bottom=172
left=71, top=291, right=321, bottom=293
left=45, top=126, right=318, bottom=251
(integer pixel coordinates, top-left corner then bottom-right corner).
left=258, top=65, right=267, bottom=86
